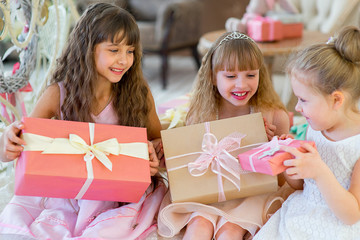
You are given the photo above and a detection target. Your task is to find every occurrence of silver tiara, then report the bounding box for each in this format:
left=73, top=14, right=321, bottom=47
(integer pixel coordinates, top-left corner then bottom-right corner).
left=326, top=36, right=336, bottom=44
left=218, top=32, right=255, bottom=46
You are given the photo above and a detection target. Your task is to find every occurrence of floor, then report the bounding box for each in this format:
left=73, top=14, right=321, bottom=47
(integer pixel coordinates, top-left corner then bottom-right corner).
left=143, top=54, right=198, bottom=108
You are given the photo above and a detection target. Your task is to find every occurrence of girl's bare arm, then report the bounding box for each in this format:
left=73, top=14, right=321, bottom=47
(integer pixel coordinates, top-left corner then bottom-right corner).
left=0, top=84, right=60, bottom=162
left=30, top=84, right=60, bottom=119
left=284, top=144, right=360, bottom=224
left=146, top=89, right=161, bottom=140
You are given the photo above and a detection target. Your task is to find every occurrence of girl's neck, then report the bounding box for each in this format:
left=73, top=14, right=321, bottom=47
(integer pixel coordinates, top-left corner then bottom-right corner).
left=92, top=81, right=113, bottom=116
left=217, top=103, right=252, bottom=120
left=322, top=111, right=360, bottom=141
left=94, top=79, right=113, bottom=97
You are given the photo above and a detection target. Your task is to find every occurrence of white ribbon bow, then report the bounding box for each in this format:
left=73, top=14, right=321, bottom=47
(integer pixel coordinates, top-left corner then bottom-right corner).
left=22, top=123, right=148, bottom=199
left=68, top=134, right=120, bottom=171
left=249, top=136, right=294, bottom=172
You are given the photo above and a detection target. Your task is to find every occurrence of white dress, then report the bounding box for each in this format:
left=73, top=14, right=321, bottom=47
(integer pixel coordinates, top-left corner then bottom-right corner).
left=254, top=126, right=360, bottom=240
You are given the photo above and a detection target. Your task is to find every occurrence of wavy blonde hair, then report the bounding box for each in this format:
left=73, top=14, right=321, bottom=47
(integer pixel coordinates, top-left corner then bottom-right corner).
left=51, top=3, right=150, bottom=128
left=186, top=31, right=286, bottom=124
left=286, top=26, right=360, bottom=113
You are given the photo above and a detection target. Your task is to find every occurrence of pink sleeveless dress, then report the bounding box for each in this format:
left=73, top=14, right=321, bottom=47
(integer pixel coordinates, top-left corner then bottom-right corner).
left=0, top=83, right=166, bottom=239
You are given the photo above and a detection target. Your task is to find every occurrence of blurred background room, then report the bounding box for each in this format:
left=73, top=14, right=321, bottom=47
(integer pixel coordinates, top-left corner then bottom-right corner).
left=0, top=1, right=359, bottom=238
left=1, top=0, right=359, bottom=115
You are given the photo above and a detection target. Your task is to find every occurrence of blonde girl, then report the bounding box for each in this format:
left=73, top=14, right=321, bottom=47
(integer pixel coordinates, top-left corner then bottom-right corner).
left=158, top=31, right=290, bottom=240
left=0, top=3, right=165, bottom=239
left=187, top=32, right=289, bottom=139
left=254, top=26, right=360, bottom=239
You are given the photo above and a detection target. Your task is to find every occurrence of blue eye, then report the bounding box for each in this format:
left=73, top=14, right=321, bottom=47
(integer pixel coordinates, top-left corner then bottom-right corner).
left=109, top=49, right=118, bottom=53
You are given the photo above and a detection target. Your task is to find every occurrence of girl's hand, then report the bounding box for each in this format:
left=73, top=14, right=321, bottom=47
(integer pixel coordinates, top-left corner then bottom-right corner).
left=151, top=138, right=165, bottom=168
left=282, top=142, right=327, bottom=180
left=279, top=133, right=294, bottom=140
left=148, top=141, right=160, bottom=176
left=0, top=121, right=26, bottom=162
left=264, top=117, right=276, bottom=141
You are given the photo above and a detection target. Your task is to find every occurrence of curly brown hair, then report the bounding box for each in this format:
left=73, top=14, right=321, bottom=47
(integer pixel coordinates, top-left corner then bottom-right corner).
left=50, top=2, right=150, bottom=128
left=186, top=31, right=286, bottom=124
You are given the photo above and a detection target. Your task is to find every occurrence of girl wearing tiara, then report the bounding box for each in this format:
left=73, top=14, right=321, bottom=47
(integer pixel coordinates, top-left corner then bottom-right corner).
left=157, top=31, right=290, bottom=240
left=254, top=26, right=360, bottom=239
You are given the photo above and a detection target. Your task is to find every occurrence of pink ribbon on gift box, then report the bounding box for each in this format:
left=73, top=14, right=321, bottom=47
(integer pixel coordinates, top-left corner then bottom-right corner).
left=248, top=136, right=294, bottom=172
left=167, top=122, right=250, bottom=202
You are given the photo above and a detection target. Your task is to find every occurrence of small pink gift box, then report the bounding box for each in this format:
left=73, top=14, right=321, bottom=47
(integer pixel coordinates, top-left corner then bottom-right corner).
left=238, top=137, right=316, bottom=175
left=247, top=16, right=283, bottom=42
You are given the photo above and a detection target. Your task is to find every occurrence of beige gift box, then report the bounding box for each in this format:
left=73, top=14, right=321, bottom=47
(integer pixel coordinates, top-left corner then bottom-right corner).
left=161, top=113, right=278, bottom=204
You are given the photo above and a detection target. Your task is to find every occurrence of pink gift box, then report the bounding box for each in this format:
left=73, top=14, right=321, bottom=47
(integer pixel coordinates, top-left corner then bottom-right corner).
left=15, top=117, right=151, bottom=202
left=238, top=137, right=316, bottom=175
left=283, top=22, right=303, bottom=39
left=247, top=17, right=283, bottom=42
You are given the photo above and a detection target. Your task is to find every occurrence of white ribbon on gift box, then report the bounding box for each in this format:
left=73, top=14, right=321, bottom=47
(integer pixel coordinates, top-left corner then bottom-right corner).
left=166, top=122, right=257, bottom=202
left=22, top=122, right=149, bottom=199
left=248, top=136, right=294, bottom=172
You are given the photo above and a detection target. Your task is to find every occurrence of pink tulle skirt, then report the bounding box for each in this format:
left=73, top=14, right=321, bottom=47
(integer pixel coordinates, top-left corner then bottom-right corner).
left=0, top=184, right=166, bottom=240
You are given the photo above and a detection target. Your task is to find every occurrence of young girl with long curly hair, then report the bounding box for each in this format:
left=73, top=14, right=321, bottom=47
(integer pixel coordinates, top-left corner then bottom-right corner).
left=0, top=3, right=166, bottom=239
left=158, top=31, right=290, bottom=240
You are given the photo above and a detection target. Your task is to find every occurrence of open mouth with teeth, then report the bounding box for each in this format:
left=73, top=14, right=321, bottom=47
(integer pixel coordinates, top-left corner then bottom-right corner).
left=232, top=92, right=246, bottom=97
left=231, top=91, right=248, bottom=100
left=110, top=67, right=123, bottom=74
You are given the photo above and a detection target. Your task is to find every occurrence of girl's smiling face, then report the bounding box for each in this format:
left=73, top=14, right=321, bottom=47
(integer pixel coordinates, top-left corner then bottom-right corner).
left=94, top=38, right=135, bottom=84
left=291, top=73, right=335, bottom=131
left=216, top=68, right=260, bottom=109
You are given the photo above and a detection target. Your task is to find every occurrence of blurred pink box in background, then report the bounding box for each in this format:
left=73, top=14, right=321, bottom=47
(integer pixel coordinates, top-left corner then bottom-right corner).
left=283, top=22, right=303, bottom=39
left=247, top=17, right=283, bottom=42
left=157, top=94, right=190, bottom=114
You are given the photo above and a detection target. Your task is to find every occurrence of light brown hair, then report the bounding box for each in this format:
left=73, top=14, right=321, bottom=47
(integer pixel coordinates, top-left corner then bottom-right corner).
left=286, top=26, right=360, bottom=113
left=186, top=31, right=286, bottom=124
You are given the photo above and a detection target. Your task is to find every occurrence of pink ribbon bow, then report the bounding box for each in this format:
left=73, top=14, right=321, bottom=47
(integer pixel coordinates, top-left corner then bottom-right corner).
left=187, top=122, right=247, bottom=202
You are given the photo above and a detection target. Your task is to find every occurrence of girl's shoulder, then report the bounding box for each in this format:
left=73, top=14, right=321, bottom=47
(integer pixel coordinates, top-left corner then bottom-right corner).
left=30, top=83, right=60, bottom=119
left=47, top=83, right=61, bottom=94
